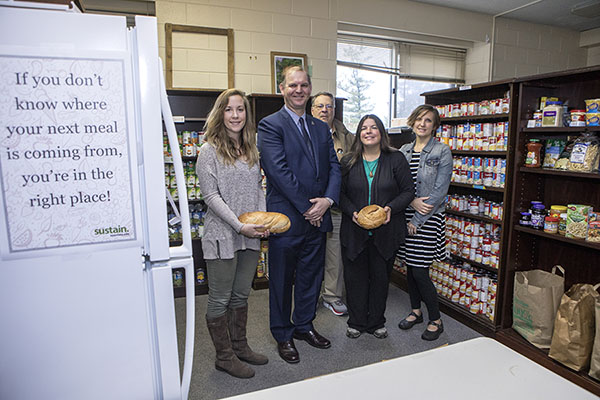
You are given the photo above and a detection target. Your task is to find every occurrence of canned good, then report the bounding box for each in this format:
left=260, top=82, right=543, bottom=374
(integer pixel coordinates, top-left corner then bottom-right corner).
left=173, top=270, right=184, bottom=287
left=468, top=102, right=478, bottom=116
left=501, top=98, right=510, bottom=113
left=196, top=268, right=206, bottom=284
left=187, top=187, right=196, bottom=200
left=469, top=301, right=480, bottom=314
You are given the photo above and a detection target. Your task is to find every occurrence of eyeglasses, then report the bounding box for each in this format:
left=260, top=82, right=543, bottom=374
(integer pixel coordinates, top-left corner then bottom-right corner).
left=312, top=104, right=334, bottom=110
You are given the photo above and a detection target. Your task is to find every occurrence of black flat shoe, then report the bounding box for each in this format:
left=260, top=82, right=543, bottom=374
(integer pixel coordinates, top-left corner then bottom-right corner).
left=277, top=340, right=300, bottom=363
left=293, top=329, right=331, bottom=349
left=421, top=320, right=444, bottom=341
left=398, top=311, right=424, bottom=330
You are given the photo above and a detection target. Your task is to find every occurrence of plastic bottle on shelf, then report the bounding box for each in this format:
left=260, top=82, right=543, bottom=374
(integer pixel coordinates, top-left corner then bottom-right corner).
left=525, top=139, right=542, bottom=167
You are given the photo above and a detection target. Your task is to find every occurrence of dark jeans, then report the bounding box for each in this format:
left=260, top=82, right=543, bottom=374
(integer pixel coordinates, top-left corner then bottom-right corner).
left=406, top=266, right=441, bottom=321
left=342, top=237, right=394, bottom=334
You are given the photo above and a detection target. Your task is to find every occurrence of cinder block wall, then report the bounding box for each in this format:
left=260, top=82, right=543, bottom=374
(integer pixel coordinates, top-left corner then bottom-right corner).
left=156, top=0, right=338, bottom=94
left=493, top=17, right=587, bottom=79
left=156, top=0, right=591, bottom=92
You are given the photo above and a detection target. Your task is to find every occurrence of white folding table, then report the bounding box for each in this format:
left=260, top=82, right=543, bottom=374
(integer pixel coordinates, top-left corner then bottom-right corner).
left=226, top=337, right=596, bottom=399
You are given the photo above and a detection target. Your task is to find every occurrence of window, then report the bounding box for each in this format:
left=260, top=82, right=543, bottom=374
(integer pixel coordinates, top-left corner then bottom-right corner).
left=336, top=35, right=465, bottom=132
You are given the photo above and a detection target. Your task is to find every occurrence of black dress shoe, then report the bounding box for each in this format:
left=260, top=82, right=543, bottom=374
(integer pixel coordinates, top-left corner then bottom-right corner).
left=421, top=320, right=444, bottom=341
left=398, top=311, right=424, bottom=330
left=293, top=329, right=331, bottom=349
left=277, top=340, right=300, bottom=364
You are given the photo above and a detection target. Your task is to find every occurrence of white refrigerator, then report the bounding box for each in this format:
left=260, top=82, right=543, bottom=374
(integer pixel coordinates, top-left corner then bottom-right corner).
left=0, top=3, right=195, bottom=399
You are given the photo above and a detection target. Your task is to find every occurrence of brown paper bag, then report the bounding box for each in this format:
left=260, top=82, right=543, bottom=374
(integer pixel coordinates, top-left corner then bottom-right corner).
left=588, top=287, right=600, bottom=380
left=512, top=265, right=565, bottom=349
left=549, top=283, right=599, bottom=371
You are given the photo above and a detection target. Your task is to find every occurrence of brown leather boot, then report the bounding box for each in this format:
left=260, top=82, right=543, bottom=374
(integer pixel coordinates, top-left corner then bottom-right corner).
left=206, top=314, right=255, bottom=378
left=228, top=305, right=268, bottom=365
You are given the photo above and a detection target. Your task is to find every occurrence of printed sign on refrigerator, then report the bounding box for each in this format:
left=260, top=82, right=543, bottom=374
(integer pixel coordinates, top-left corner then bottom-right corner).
left=0, top=56, right=137, bottom=252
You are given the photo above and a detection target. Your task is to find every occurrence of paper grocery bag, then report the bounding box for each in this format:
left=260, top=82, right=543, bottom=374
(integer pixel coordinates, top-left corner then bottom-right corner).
left=588, top=288, right=600, bottom=380
left=549, top=283, right=599, bottom=371
left=512, top=265, right=565, bottom=349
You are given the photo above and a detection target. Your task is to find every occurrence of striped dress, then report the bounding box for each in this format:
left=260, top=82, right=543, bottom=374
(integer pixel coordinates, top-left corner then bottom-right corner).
left=397, top=151, right=447, bottom=268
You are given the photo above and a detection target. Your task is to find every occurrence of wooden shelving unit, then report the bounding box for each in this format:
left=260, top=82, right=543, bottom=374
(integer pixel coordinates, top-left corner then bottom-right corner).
left=400, top=81, right=518, bottom=335
left=439, top=113, right=510, bottom=122
left=445, top=209, right=502, bottom=225
left=500, top=66, right=600, bottom=394
left=449, top=182, right=505, bottom=192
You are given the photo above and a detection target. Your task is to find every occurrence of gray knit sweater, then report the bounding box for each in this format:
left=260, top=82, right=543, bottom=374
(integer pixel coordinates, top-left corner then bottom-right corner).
left=196, top=143, right=265, bottom=260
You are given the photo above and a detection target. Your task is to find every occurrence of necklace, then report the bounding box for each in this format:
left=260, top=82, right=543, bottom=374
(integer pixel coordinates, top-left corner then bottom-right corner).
left=364, top=157, right=379, bottom=178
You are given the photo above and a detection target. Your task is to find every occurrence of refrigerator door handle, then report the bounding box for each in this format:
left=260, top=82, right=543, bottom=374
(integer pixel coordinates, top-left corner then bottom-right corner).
left=158, top=62, right=193, bottom=260
left=169, top=258, right=195, bottom=400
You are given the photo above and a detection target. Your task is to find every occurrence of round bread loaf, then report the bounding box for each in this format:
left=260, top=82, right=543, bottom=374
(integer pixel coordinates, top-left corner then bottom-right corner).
left=357, top=205, right=386, bottom=229
left=238, top=211, right=291, bottom=233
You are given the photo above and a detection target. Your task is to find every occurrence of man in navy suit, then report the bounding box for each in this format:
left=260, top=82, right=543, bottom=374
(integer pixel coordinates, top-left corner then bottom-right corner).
left=258, top=66, right=341, bottom=363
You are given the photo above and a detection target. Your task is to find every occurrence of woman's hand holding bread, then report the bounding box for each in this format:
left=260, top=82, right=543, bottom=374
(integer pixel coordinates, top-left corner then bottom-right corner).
left=238, top=211, right=291, bottom=234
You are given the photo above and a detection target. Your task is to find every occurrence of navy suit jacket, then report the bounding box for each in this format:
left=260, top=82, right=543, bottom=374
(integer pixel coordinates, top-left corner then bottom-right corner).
left=258, top=106, right=341, bottom=236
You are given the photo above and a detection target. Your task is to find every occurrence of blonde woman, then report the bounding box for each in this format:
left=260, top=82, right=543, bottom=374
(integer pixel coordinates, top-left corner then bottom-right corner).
left=397, top=104, right=452, bottom=341
left=196, top=89, right=268, bottom=379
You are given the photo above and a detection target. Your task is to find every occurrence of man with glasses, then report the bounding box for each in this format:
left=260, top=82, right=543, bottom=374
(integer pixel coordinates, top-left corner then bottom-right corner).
left=311, top=92, right=354, bottom=317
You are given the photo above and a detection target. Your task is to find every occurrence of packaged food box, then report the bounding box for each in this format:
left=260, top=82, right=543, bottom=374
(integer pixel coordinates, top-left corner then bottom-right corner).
left=587, top=211, right=600, bottom=242
left=566, top=204, right=592, bottom=239
left=585, top=98, right=600, bottom=113
left=540, top=96, right=559, bottom=110
left=586, top=113, right=600, bottom=126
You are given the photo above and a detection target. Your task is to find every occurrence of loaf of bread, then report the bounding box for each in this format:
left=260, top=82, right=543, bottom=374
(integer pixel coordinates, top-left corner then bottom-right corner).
left=357, top=205, right=386, bottom=229
left=238, top=211, right=291, bottom=233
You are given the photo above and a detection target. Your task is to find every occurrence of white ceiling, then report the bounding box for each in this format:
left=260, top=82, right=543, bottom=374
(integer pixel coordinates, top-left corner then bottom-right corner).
left=76, top=0, right=600, bottom=32
left=409, top=0, right=600, bottom=32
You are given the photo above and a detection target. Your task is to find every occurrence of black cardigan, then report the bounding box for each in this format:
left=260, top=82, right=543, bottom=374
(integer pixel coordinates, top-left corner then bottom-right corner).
left=339, top=151, right=415, bottom=261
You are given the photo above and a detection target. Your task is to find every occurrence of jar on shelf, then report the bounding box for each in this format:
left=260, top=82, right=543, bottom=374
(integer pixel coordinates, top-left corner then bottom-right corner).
left=519, top=211, right=532, bottom=226
left=543, top=216, right=559, bottom=234
left=525, top=139, right=542, bottom=167
left=531, top=204, right=546, bottom=230
left=549, top=205, right=567, bottom=218
left=558, top=213, right=568, bottom=236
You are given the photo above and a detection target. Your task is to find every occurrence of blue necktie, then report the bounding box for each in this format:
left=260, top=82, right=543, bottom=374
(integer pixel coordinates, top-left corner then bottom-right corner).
left=299, top=118, right=315, bottom=164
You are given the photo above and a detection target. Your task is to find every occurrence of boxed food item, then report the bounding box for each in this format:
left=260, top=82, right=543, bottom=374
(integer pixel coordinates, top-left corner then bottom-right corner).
left=587, top=211, right=600, bottom=242
left=585, top=98, right=600, bottom=113
left=540, top=96, right=559, bottom=110
left=587, top=113, right=600, bottom=127
left=566, top=204, right=592, bottom=239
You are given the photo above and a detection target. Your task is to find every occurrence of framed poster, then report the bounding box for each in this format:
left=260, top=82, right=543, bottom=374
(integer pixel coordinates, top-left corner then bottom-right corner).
left=270, top=51, right=307, bottom=94
left=0, top=54, right=138, bottom=254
